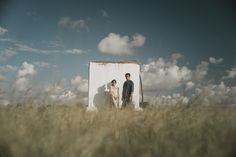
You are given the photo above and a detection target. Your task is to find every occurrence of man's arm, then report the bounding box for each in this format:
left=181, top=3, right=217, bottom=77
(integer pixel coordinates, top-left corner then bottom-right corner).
left=129, top=81, right=134, bottom=101
left=130, top=81, right=134, bottom=94
left=122, top=82, right=125, bottom=100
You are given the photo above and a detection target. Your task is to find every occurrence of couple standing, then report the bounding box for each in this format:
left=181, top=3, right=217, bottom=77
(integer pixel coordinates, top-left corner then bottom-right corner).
left=110, top=73, right=134, bottom=108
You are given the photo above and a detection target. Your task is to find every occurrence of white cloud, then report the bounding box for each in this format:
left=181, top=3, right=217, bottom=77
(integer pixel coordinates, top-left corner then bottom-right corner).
left=15, top=43, right=59, bottom=54
left=209, top=57, right=223, bottom=64
left=14, top=43, right=85, bottom=56
left=222, top=65, right=236, bottom=79
left=194, top=61, right=209, bottom=81
left=140, top=55, right=236, bottom=106
left=49, top=90, right=76, bottom=102
left=171, top=53, right=184, bottom=64
left=147, top=81, right=236, bottom=106
left=14, top=77, right=30, bottom=91
left=186, top=81, right=195, bottom=90
left=131, top=34, right=146, bottom=47
left=141, top=56, right=191, bottom=92
left=46, top=84, right=64, bottom=94
left=14, top=62, right=36, bottom=91
left=58, top=16, right=88, bottom=32
left=71, top=75, right=88, bottom=93
left=0, top=26, right=8, bottom=36
left=98, top=33, right=145, bottom=55
left=0, top=65, right=17, bottom=72
left=149, top=94, right=189, bottom=106
left=17, top=62, right=36, bottom=77
left=40, top=75, right=88, bottom=104
left=45, top=83, right=86, bottom=103
left=33, top=61, right=51, bottom=68
left=190, top=82, right=236, bottom=106
left=57, top=91, right=76, bottom=101
left=0, top=48, right=17, bottom=61
left=65, top=49, right=84, bottom=54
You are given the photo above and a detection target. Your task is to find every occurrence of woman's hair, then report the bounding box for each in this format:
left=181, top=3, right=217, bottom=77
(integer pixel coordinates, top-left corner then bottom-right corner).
left=125, top=73, right=131, bottom=77
left=111, top=79, right=117, bottom=83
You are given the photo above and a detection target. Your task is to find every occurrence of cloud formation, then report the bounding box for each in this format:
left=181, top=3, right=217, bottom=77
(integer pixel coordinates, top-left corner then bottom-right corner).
left=186, top=81, right=195, bottom=90
left=0, top=65, right=17, bottom=72
left=141, top=55, right=191, bottom=91
left=190, top=82, right=236, bottom=106
left=14, top=62, right=37, bottom=91
left=65, top=49, right=84, bottom=54
left=140, top=55, right=236, bottom=106
left=0, top=26, right=8, bottom=36
left=0, top=52, right=234, bottom=106
left=209, top=57, right=223, bottom=64
left=0, top=48, right=17, bottom=61
left=150, top=94, right=189, bottom=106
left=71, top=75, right=88, bottom=93
left=58, top=16, right=88, bottom=32
left=46, top=84, right=76, bottom=102
left=194, top=61, right=209, bottom=81
left=98, top=33, right=145, bottom=55
left=39, top=75, right=88, bottom=104
left=222, top=65, right=236, bottom=79
left=15, top=43, right=59, bottom=54
left=6, top=43, right=85, bottom=55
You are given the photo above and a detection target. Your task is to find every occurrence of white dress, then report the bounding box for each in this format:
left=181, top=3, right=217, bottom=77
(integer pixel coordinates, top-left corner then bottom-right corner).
left=110, top=86, right=119, bottom=107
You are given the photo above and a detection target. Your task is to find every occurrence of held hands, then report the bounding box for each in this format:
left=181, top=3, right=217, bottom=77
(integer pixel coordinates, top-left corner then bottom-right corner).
left=121, top=94, right=133, bottom=101
left=129, top=94, right=133, bottom=101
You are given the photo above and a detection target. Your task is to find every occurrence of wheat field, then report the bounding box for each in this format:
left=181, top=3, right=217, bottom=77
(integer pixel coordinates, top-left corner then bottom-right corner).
left=0, top=104, right=235, bottom=157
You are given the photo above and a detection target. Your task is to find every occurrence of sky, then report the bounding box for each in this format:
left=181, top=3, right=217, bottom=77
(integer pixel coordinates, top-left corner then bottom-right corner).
left=0, top=0, right=236, bottom=105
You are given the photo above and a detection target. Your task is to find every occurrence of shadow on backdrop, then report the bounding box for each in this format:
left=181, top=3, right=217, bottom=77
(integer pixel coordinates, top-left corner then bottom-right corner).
left=93, top=83, right=111, bottom=109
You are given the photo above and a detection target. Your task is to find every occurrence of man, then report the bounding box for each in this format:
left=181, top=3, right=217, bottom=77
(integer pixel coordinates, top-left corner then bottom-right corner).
left=122, top=73, right=134, bottom=108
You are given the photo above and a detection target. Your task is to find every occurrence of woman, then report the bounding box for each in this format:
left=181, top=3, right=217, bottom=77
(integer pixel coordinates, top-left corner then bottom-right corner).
left=110, top=79, right=119, bottom=108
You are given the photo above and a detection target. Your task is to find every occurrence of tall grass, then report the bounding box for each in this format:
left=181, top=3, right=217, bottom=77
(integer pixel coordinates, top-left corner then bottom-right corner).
left=0, top=105, right=236, bottom=157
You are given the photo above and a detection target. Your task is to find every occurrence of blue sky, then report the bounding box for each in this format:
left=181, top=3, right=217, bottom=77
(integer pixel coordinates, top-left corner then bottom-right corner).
left=0, top=0, right=236, bottom=105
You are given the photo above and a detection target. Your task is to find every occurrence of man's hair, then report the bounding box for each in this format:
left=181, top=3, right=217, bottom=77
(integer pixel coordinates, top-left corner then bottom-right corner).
left=125, top=73, right=131, bottom=77
left=111, top=79, right=117, bottom=83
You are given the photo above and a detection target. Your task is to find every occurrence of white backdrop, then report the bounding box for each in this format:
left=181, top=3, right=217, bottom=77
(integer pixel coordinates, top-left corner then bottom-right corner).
left=88, top=61, right=140, bottom=110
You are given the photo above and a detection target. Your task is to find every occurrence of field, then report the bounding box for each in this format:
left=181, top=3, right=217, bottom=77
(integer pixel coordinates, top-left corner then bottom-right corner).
left=0, top=105, right=236, bottom=157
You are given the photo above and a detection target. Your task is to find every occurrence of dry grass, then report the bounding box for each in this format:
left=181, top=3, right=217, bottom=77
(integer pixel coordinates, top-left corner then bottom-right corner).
left=0, top=105, right=236, bottom=157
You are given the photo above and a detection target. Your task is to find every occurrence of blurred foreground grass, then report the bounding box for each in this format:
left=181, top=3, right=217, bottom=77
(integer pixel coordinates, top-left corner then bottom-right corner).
left=0, top=105, right=236, bottom=157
